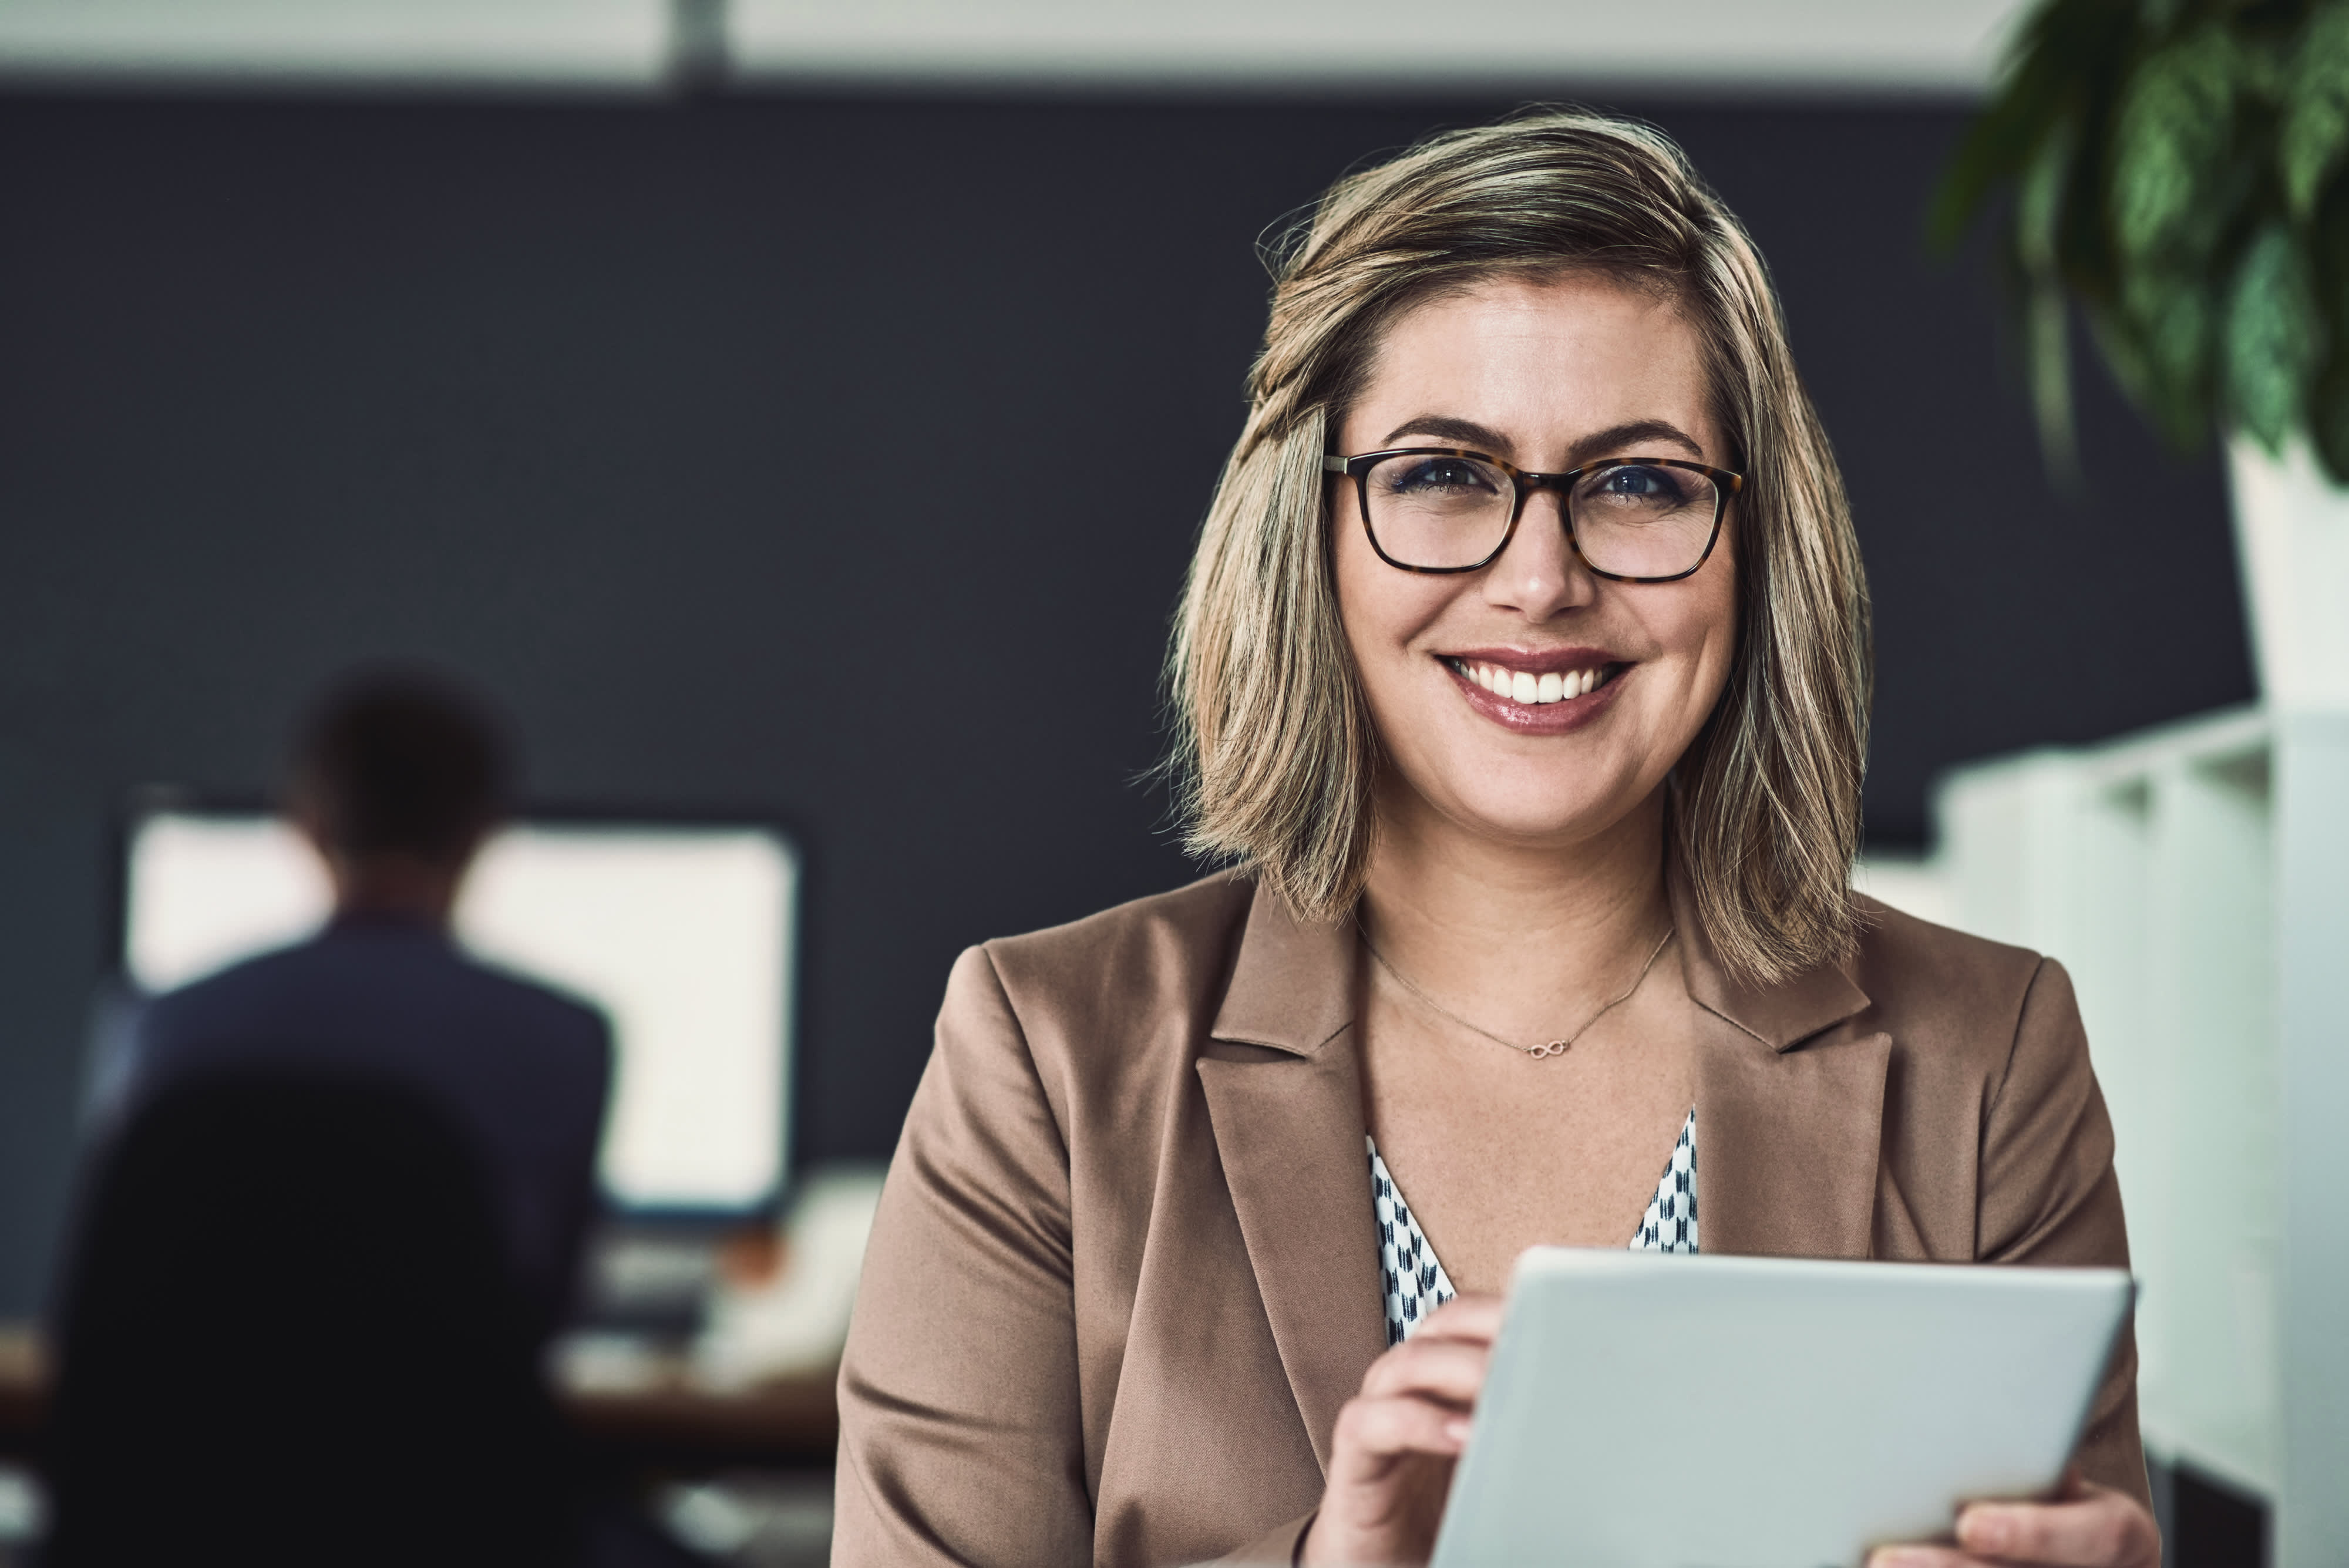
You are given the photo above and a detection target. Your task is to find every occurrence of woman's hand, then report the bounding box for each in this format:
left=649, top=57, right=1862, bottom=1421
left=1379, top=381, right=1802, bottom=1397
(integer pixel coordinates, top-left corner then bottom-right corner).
left=1300, top=1294, right=1503, bottom=1567
left=1869, top=1470, right=2162, bottom=1568
left=1302, top=1310, right=2159, bottom=1568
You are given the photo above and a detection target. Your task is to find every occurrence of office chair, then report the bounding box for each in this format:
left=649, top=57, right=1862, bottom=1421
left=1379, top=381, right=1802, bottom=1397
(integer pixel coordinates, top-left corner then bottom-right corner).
left=46, top=1069, right=577, bottom=1568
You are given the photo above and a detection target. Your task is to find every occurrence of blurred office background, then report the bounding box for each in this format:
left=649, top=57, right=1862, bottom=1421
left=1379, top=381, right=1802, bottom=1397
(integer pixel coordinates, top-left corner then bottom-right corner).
left=0, top=1, right=2336, bottom=1564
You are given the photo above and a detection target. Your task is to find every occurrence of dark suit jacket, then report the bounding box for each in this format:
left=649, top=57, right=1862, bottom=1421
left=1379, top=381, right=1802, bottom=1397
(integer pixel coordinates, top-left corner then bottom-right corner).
left=833, top=871, right=2146, bottom=1567
left=124, top=913, right=614, bottom=1339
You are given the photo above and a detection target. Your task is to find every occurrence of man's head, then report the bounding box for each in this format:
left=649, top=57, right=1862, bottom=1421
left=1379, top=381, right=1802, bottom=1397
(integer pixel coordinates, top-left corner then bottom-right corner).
left=288, top=669, right=511, bottom=923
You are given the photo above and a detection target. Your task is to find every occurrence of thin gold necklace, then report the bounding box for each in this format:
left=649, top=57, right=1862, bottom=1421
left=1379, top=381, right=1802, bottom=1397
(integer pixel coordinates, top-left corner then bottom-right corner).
left=1359, top=922, right=1675, bottom=1060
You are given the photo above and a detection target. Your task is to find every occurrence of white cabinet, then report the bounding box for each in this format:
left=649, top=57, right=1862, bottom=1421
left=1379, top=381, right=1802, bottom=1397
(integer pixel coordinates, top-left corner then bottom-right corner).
left=1924, top=704, right=2349, bottom=1566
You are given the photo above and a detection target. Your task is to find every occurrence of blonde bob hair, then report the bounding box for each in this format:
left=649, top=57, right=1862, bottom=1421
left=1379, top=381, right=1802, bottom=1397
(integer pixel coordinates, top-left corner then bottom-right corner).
left=1166, top=108, right=1870, bottom=987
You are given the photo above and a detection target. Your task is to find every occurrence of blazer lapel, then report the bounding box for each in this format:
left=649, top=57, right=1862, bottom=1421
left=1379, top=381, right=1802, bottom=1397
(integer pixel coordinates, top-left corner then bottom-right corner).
left=1694, top=1018, right=1892, bottom=1257
left=1672, top=873, right=1890, bottom=1259
left=1197, top=886, right=1388, bottom=1473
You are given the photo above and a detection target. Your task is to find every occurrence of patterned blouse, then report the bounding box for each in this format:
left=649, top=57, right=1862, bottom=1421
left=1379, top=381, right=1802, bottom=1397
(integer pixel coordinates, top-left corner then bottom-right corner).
left=1369, top=1111, right=1697, bottom=1345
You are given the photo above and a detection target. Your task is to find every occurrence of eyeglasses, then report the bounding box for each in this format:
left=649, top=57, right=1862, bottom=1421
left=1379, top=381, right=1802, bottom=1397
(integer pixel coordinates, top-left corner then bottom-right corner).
left=1324, top=448, right=1743, bottom=583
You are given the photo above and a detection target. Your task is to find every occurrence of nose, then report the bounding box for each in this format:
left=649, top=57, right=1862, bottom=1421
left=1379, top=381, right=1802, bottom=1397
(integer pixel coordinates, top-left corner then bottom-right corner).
left=1482, top=487, right=1597, bottom=621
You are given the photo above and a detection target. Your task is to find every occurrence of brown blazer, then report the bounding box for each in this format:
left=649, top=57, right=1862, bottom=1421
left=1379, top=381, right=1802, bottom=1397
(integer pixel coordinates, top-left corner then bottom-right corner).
left=834, top=871, right=2146, bottom=1567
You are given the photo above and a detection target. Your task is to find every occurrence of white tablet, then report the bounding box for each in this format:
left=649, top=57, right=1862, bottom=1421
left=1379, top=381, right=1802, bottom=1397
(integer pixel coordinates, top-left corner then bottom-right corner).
left=1431, top=1250, right=2132, bottom=1568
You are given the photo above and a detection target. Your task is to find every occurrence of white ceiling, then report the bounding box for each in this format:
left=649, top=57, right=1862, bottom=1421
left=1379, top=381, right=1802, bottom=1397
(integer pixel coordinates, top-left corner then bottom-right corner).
left=0, top=0, right=2031, bottom=95
left=730, top=0, right=2032, bottom=95
left=0, top=0, right=674, bottom=88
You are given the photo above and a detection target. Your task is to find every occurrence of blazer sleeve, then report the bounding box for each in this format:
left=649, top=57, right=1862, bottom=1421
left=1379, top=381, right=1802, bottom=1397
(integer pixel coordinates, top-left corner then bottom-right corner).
left=833, top=945, right=1095, bottom=1568
left=1976, top=957, right=2151, bottom=1509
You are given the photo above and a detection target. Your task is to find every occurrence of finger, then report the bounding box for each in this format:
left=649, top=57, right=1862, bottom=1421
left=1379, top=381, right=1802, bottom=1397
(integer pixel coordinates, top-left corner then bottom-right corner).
left=1330, top=1393, right=1473, bottom=1472
left=1866, top=1549, right=1994, bottom=1568
left=1360, top=1337, right=1489, bottom=1405
left=1411, top=1293, right=1505, bottom=1344
left=1957, top=1483, right=2157, bottom=1566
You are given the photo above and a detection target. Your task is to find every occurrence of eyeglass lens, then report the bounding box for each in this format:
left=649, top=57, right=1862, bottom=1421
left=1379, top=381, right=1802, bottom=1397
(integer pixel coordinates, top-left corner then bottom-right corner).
left=1362, top=453, right=1719, bottom=577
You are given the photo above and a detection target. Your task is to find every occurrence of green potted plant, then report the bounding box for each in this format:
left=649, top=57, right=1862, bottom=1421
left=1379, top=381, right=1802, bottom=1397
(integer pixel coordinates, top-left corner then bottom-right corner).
left=1934, top=0, right=2349, bottom=709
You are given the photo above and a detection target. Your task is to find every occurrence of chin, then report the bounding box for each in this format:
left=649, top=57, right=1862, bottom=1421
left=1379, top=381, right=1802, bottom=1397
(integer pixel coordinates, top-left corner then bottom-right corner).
left=1435, top=781, right=1634, bottom=847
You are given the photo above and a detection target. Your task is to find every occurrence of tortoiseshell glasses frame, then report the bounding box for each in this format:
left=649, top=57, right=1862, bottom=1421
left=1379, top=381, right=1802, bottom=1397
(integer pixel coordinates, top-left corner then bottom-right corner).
left=1323, top=448, right=1745, bottom=584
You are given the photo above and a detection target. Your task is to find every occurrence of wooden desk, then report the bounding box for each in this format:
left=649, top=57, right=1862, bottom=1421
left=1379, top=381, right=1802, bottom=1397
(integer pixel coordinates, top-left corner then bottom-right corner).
left=0, top=1324, right=836, bottom=1472
left=0, top=1328, right=41, bottom=1464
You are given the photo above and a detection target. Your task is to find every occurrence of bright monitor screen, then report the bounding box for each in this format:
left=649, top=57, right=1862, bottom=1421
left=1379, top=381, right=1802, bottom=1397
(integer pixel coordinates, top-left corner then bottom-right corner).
left=122, top=809, right=797, bottom=1213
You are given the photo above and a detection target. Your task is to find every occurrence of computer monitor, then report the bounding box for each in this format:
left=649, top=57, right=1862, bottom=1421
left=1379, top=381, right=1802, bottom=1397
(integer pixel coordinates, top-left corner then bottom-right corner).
left=118, top=806, right=799, bottom=1216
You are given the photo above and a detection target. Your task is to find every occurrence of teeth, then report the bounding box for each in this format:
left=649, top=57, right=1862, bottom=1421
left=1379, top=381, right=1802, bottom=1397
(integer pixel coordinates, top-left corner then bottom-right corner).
left=1459, top=661, right=1609, bottom=705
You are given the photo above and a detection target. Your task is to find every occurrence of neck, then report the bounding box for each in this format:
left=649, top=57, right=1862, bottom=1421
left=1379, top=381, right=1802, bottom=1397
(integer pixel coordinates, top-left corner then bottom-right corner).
left=328, top=853, right=464, bottom=927
left=1358, top=785, right=1674, bottom=1039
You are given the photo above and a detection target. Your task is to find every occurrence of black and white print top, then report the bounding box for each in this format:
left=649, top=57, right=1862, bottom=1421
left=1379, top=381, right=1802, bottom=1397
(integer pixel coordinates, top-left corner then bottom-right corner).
left=1369, top=1110, right=1698, bottom=1346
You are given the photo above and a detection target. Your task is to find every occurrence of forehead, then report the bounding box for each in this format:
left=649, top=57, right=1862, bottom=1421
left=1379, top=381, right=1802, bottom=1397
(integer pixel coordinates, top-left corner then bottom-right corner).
left=1357, top=272, right=1712, bottom=449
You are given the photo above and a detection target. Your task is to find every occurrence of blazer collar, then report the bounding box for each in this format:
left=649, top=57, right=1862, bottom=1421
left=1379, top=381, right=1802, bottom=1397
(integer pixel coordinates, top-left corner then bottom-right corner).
left=1209, top=869, right=1875, bottom=1060
left=1664, top=863, right=1889, bottom=1259
left=1207, top=880, right=1356, bottom=1058
left=1665, top=862, right=1872, bottom=1053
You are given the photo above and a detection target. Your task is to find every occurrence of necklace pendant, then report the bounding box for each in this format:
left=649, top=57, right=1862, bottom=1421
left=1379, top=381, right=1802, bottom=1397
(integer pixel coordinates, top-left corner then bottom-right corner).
left=1529, top=1039, right=1570, bottom=1059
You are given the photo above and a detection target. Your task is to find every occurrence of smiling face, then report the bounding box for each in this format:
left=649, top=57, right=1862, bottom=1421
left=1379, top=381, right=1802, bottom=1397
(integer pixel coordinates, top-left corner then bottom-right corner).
left=1333, top=270, right=1741, bottom=854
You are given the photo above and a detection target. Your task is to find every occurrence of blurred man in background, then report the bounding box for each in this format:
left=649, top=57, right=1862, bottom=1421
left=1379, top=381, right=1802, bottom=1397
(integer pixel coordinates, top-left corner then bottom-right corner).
left=110, top=668, right=613, bottom=1340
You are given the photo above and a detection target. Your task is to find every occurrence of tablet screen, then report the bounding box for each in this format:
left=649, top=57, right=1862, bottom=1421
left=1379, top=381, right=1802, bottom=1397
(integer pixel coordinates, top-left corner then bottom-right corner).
left=1432, top=1250, right=2131, bottom=1568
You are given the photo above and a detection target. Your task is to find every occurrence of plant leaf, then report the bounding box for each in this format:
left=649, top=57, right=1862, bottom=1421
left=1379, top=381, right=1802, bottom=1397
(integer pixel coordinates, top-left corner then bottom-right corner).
left=2110, top=23, right=2241, bottom=263
left=2118, top=264, right=2216, bottom=444
left=2014, top=114, right=2088, bottom=477
left=1926, top=0, right=2345, bottom=487
left=2311, top=197, right=2349, bottom=484
left=1928, top=0, right=2136, bottom=254
left=2281, top=3, right=2349, bottom=220
left=2028, top=281, right=2084, bottom=489
left=2311, top=356, right=2349, bottom=484
left=2224, top=221, right=2323, bottom=450
left=2018, top=112, right=2079, bottom=271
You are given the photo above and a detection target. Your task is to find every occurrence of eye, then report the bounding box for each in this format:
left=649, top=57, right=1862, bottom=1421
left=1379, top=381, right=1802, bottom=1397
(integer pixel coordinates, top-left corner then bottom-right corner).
left=1577, top=462, right=1707, bottom=516
left=1384, top=456, right=1503, bottom=498
left=1594, top=464, right=1685, bottom=502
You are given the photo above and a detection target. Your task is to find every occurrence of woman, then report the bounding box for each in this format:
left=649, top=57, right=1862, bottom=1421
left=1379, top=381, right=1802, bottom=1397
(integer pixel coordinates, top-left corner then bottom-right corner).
left=834, top=110, right=2159, bottom=1568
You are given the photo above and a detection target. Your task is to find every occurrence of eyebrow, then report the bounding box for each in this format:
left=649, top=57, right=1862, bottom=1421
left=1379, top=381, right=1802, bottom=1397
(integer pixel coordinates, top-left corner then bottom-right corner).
left=1378, top=415, right=1708, bottom=469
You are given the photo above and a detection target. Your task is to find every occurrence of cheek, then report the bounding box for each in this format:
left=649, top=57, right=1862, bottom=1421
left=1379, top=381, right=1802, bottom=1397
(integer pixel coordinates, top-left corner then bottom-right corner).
left=1331, top=506, right=1446, bottom=665
left=1702, top=532, right=1742, bottom=674
left=1636, top=560, right=1740, bottom=728
left=1676, top=563, right=1742, bottom=713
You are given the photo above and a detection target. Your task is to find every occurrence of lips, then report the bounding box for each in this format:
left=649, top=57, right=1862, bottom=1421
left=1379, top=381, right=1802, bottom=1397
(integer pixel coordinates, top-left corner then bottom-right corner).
left=1438, top=647, right=1630, bottom=731
left=1455, top=658, right=1608, bottom=705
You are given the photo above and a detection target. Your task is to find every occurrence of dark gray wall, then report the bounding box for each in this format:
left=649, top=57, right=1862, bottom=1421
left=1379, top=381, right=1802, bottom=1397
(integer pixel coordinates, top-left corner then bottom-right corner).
left=0, top=89, right=2250, bottom=1313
